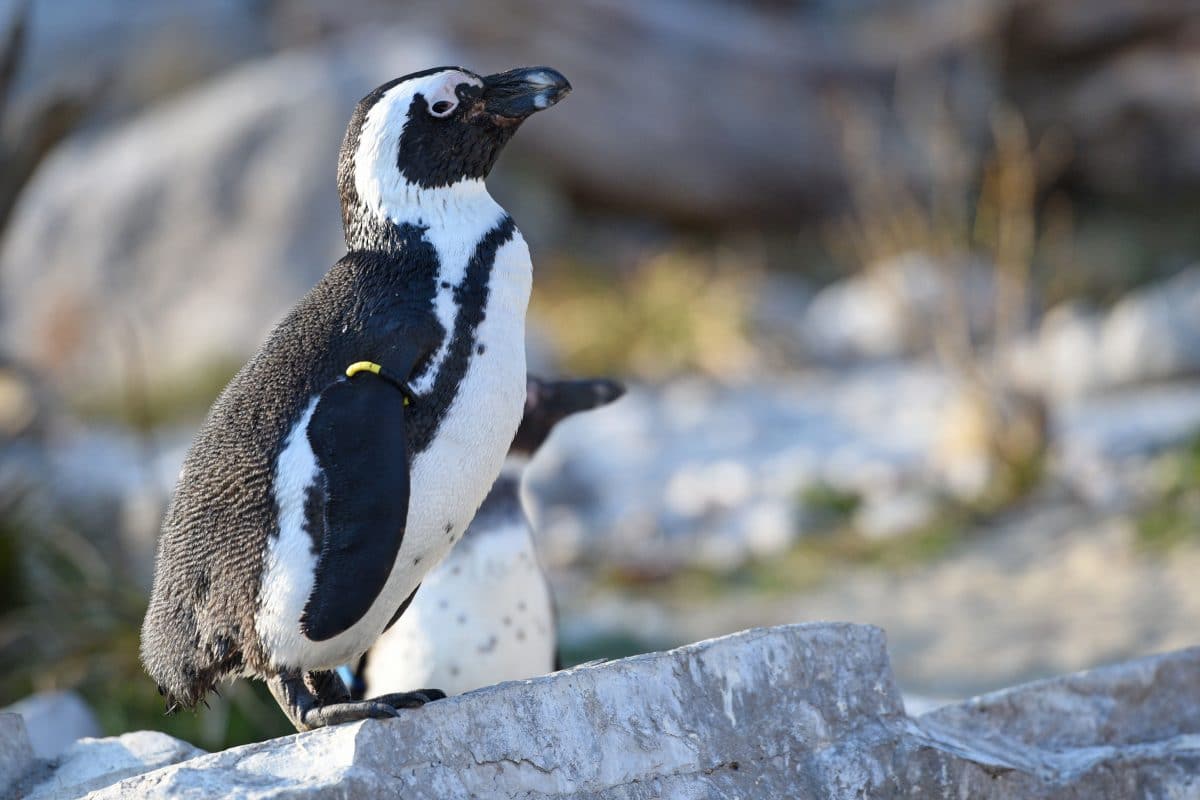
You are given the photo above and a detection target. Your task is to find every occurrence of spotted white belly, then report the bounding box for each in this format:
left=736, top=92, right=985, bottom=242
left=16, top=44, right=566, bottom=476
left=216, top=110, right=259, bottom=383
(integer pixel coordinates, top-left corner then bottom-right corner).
left=255, top=232, right=531, bottom=671
left=363, top=520, right=555, bottom=696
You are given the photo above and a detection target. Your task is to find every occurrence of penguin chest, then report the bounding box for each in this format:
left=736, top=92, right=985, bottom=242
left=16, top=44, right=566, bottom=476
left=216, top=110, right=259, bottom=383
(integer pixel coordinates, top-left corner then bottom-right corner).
left=364, top=521, right=555, bottom=696
left=255, top=232, right=530, bottom=672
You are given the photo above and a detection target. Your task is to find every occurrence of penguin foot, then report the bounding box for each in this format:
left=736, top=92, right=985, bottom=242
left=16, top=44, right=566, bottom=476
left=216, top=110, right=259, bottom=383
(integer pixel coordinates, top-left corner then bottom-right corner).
left=269, top=669, right=405, bottom=731
left=297, top=700, right=400, bottom=729
left=371, top=689, right=446, bottom=709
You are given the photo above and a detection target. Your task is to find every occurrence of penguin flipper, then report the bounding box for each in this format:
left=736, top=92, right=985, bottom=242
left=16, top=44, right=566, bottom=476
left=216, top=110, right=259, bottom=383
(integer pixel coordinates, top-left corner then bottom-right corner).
left=300, top=371, right=412, bottom=642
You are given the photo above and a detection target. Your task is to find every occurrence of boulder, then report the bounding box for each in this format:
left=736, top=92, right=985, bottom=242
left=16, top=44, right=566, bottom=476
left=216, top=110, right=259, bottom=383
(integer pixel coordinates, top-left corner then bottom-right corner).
left=526, top=366, right=956, bottom=569
left=1009, top=0, right=1200, bottom=196
left=3, top=691, right=101, bottom=760
left=919, top=644, right=1200, bottom=790
left=1005, top=302, right=1106, bottom=402
left=24, top=731, right=204, bottom=800
left=0, top=30, right=460, bottom=410
left=800, top=254, right=996, bottom=364
left=1100, top=266, right=1200, bottom=387
left=78, top=624, right=1200, bottom=798
left=0, top=712, right=35, bottom=799
left=14, top=1, right=271, bottom=114
left=1003, top=267, right=1200, bottom=401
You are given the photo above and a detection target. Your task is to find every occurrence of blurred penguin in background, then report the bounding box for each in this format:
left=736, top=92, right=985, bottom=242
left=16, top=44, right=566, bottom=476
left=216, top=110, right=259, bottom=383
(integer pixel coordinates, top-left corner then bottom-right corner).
left=357, top=375, right=624, bottom=697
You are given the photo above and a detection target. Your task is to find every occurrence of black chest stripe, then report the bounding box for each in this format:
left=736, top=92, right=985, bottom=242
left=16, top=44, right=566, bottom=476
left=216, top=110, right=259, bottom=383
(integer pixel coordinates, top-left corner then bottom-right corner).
left=409, top=215, right=517, bottom=454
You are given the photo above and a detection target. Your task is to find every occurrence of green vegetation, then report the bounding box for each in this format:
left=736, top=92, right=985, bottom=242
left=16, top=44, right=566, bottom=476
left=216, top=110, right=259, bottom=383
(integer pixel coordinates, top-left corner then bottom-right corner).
left=531, top=252, right=758, bottom=380
left=600, top=504, right=971, bottom=606
left=557, top=631, right=674, bottom=670
left=0, top=496, right=292, bottom=750
left=798, top=483, right=862, bottom=524
left=1135, top=432, right=1200, bottom=553
left=70, top=355, right=243, bottom=432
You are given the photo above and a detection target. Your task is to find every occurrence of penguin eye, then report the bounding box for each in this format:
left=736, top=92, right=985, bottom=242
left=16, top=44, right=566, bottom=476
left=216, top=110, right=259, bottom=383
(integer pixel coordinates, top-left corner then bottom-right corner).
left=430, top=100, right=456, bottom=117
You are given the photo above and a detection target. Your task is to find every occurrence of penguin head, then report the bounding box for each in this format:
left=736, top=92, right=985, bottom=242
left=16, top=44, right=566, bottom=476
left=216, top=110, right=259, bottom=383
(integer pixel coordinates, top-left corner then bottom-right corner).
left=511, top=376, right=625, bottom=456
left=338, top=65, right=570, bottom=243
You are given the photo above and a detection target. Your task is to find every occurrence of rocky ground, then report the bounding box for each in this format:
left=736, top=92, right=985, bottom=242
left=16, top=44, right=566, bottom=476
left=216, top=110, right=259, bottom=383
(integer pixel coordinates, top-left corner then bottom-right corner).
left=556, top=499, right=1200, bottom=700
left=6, top=624, right=1199, bottom=798
left=1, top=0, right=1199, bottom=773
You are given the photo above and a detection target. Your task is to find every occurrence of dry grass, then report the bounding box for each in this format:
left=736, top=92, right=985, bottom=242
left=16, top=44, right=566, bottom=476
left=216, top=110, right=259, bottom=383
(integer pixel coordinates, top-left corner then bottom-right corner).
left=825, top=80, right=1066, bottom=507
left=531, top=250, right=760, bottom=382
left=0, top=491, right=293, bottom=749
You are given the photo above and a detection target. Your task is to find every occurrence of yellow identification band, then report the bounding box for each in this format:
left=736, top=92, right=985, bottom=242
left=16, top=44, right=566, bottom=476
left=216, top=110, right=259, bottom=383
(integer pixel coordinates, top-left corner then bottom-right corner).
left=345, top=361, right=382, bottom=378
left=345, top=361, right=410, bottom=406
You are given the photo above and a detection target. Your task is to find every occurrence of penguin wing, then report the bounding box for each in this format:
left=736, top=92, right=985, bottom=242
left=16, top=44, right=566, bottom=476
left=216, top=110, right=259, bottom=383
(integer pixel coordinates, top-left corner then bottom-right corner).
left=299, top=369, right=412, bottom=642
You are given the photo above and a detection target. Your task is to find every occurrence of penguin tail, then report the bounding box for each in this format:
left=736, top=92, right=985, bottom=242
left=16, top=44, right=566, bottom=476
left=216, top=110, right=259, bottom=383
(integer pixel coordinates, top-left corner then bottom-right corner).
left=140, top=602, right=242, bottom=713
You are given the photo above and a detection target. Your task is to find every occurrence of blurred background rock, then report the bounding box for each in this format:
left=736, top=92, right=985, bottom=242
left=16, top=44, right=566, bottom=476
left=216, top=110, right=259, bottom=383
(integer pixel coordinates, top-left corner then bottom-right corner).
left=1, top=0, right=1198, bottom=750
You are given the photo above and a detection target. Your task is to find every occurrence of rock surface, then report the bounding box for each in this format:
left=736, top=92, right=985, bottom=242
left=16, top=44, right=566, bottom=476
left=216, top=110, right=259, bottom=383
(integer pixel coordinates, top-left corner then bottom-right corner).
left=528, top=368, right=1200, bottom=569
left=0, top=713, right=35, bottom=799
left=0, top=30, right=460, bottom=407
left=571, top=504, right=1200, bottom=701
left=1005, top=266, right=1200, bottom=401
left=24, top=732, right=204, bottom=800
left=64, top=624, right=1200, bottom=799
left=1100, top=267, right=1200, bottom=388
left=3, top=691, right=101, bottom=760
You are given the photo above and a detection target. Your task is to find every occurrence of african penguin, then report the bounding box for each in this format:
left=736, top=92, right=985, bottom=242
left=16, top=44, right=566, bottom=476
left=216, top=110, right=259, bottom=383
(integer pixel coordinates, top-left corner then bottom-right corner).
left=356, top=376, right=624, bottom=698
left=139, top=66, right=572, bottom=731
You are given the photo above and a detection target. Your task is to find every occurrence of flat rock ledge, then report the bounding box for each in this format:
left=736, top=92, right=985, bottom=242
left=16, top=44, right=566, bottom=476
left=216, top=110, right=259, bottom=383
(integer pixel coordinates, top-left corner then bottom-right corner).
left=7, top=623, right=1200, bottom=799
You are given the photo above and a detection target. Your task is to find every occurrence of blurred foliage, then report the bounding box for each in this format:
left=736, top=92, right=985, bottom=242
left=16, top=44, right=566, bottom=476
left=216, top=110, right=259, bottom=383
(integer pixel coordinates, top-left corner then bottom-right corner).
left=798, top=483, right=862, bottom=525
left=601, top=507, right=969, bottom=605
left=71, top=355, right=242, bottom=432
left=1046, top=197, right=1200, bottom=306
left=829, top=92, right=1054, bottom=511
left=1135, top=432, right=1200, bottom=553
left=557, top=630, right=672, bottom=671
left=0, top=492, right=292, bottom=750
left=531, top=251, right=759, bottom=381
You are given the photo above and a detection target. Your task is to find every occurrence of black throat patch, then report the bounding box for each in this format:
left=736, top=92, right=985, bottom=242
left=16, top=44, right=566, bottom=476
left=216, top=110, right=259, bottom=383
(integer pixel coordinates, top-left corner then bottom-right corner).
left=407, top=215, right=518, bottom=454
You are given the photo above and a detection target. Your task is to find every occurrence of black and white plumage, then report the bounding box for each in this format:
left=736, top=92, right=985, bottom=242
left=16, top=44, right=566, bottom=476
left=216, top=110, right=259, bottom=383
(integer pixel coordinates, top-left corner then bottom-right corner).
left=359, top=376, right=624, bottom=698
left=139, top=66, right=571, bottom=730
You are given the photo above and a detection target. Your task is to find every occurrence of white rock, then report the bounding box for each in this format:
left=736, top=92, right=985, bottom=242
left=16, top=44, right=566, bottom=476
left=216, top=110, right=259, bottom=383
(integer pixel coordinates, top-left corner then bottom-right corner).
left=1029, top=302, right=1106, bottom=401
left=26, top=731, right=204, bottom=800
left=1052, top=381, right=1200, bottom=508
left=854, top=489, right=939, bottom=540
left=0, top=712, right=36, bottom=799
left=84, top=626, right=1200, bottom=799
left=1101, top=267, right=1200, bottom=387
left=527, top=365, right=955, bottom=569
left=801, top=253, right=994, bottom=364
left=3, top=692, right=100, bottom=760
left=802, top=268, right=910, bottom=362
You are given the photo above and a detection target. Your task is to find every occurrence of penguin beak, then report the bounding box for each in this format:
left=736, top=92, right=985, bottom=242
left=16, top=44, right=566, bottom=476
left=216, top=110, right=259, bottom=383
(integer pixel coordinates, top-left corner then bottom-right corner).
left=481, top=67, right=571, bottom=120
left=551, top=378, right=626, bottom=416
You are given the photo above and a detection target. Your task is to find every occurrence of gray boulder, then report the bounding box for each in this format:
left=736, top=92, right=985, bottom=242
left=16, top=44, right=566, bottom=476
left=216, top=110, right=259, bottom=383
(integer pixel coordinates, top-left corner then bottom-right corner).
left=3, top=691, right=100, bottom=760
left=15, top=1, right=271, bottom=114
left=526, top=366, right=954, bottom=569
left=1011, top=0, right=1200, bottom=196
left=1003, top=267, right=1200, bottom=401
left=1005, top=302, right=1106, bottom=402
left=1101, top=266, right=1200, bottom=387
left=920, top=644, right=1200, bottom=793
left=0, top=30, right=458, bottom=409
left=83, top=624, right=1200, bottom=798
left=0, top=713, right=35, bottom=800
left=24, top=731, right=204, bottom=800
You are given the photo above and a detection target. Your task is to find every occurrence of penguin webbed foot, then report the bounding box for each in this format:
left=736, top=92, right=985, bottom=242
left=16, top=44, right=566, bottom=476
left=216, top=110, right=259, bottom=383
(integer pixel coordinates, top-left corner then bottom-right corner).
left=268, top=670, right=442, bottom=731
left=297, top=699, right=401, bottom=729
left=370, top=688, right=446, bottom=708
